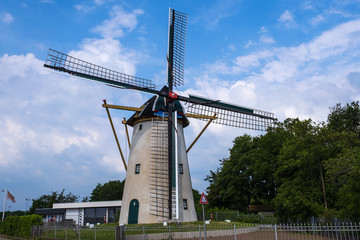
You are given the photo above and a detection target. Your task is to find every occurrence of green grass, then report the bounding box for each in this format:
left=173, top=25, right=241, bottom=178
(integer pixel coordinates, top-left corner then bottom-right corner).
left=38, top=226, right=116, bottom=240
left=37, top=221, right=261, bottom=239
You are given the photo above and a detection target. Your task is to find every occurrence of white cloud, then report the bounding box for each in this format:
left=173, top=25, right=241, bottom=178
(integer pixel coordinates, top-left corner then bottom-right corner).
left=259, top=26, right=268, bottom=33
left=233, top=50, right=274, bottom=73
left=1, top=12, right=14, bottom=24
left=0, top=5, right=147, bottom=184
left=303, top=1, right=314, bottom=10
left=259, top=35, right=275, bottom=44
left=245, top=27, right=275, bottom=48
left=278, top=10, right=295, bottom=28
left=193, top=0, right=242, bottom=30
left=189, top=18, right=360, bottom=125
left=92, top=6, right=144, bottom=38
left=310, top=14, right=325, bottom=25
left=279, top=10, right=294, bottom=22
left=69, top=5, right=147, bottom=76
left=69, top=38, right=141, bottom=75
left=0, top=53, right=44, bottom=81
left=74, top=4, right=93, bottom=12
left=245, top=40, right=256, bottom=48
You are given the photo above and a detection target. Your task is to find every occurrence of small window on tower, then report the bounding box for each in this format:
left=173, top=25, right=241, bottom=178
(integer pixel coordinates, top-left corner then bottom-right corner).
left=139, top=124, right=143, bottom=131
left=179, top=164, right=184, bottom=174
left=183, top=199, right=188, bottom=210
left=135, top=164, right=140, bottom=174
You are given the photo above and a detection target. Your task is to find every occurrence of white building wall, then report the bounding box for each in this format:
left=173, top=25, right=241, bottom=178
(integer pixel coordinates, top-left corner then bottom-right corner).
left=66, top=209, right=80, bottom=225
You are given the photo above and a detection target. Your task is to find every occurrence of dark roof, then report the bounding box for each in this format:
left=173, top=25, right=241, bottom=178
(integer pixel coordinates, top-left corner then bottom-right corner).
left=35, top=208, right=66, bottom=215
left=126, top=86, right=189, bottom=127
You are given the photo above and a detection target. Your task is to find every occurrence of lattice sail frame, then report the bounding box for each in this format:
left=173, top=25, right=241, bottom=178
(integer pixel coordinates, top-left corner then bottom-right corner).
left=169, top=9, right=188, bottom=87
left=44, top=49, right=156, bottom=90
left=185, top=100, right=274, bottom=131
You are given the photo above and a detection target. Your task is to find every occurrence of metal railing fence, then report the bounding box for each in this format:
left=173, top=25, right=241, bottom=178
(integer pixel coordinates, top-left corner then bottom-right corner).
left=196, top=211, right=278, bottom=223
left=31, top=222, right=360, bottom=240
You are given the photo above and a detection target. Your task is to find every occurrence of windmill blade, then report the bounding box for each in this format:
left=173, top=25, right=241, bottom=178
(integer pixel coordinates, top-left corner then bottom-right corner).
left=183, top=94, right=274, bottom=131
left=44, top=49, right=156, bottom=93
left=167, top=8, right=188, bottom=89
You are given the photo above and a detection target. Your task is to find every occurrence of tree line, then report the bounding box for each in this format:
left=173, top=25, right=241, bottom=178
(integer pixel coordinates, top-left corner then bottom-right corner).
left=28, top=180, right=125, bottom=214
left=28, top=181, right=202, bottom=214
left=205, top=101, right=360, bottom=221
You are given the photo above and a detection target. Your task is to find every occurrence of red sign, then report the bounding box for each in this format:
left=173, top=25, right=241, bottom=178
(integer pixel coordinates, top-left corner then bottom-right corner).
left=199, top=192, right=208, bottom=205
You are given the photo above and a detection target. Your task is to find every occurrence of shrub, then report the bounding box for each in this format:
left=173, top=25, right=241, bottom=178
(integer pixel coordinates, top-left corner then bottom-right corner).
left=0, top=214, right=42, bottom=238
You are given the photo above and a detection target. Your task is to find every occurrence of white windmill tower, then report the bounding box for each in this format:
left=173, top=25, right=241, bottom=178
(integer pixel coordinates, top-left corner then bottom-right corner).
left=44, top=8, right=274, bottom=224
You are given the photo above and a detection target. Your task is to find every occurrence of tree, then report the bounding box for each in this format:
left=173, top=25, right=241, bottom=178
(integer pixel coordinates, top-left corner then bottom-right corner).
left=272, top=118, right=328, bottom=220
left=204, top=167, right=223, bottom=209
left=325, top=132, right=360, bottom=220
left=29, top=190, right=78, bottom=214
left=89, top=180, right=125, bottom=201
left=204, top=101, right=360, bottom=220
left=205, top=127, right=284, bottom=211
left=327, top=101, right=360, bottom=136
left=192, top=188, right=202, bottom=212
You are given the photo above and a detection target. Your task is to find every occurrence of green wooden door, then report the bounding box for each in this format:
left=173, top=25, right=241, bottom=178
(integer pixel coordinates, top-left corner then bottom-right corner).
left=128, top=199, right=139, bottom=224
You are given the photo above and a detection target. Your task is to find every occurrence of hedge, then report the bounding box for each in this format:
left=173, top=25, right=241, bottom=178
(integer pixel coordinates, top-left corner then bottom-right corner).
left=0, top=214, right=42, bottom=238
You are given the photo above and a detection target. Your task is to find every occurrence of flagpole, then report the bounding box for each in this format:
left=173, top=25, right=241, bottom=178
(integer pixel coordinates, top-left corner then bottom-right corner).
left=2, top=189, right=7, bottom=222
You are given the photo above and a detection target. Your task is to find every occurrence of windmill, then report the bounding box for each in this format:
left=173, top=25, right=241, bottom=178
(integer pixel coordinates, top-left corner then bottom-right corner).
left=44, top=8, right=274, bottom=224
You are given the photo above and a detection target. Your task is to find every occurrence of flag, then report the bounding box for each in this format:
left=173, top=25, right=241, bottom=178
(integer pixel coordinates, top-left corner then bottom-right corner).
left=7, top=191, right=16, bottom=203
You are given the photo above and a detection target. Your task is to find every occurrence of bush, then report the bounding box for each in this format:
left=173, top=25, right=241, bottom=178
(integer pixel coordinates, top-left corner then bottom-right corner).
left=0, top=214, right=42, bottom=238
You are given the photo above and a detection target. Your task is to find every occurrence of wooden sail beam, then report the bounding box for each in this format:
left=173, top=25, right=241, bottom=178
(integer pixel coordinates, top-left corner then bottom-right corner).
left=186, top=113, right=217, bottom=120
left=102, top=104, right=143, bottom=112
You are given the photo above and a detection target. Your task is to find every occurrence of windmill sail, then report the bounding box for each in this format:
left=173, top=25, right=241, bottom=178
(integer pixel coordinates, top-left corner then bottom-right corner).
left=44, top=49, right=156, bottom=91
left=185, top=95, right=274, bottom=131
left=167, top=9, right=188, bottom=89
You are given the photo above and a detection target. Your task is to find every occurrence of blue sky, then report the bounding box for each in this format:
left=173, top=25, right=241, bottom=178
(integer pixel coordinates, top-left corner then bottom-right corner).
left=1, top=0, right=360, bottom=211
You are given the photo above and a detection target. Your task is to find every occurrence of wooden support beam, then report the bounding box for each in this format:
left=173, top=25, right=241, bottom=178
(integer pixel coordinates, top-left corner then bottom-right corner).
left=103, top=100, right=127, bottom=171
left=186, top=113, right=217, bottom=153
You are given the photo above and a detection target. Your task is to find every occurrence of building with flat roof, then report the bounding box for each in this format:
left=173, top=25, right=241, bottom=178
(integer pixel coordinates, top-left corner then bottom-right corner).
left=35, top=200, right=122, bottom=226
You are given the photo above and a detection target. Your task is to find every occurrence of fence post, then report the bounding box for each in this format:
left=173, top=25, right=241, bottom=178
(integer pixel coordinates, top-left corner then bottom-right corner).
left=143, top=225, right=146, bottom=240
left=95, top=225, right=97, bottom=240
left=204, top=222, right=207, bottom=240
left=234, top=224, right=237, bottom=240
left=199, top=224, right=202, bottom=240
left=169, top=225, right=172, bottom=240
left=274, top=223, right=278, bottom=240
left=115, top=226, right=125, bottom=240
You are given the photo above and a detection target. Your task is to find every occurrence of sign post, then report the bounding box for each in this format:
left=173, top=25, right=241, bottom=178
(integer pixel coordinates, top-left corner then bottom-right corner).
left=199, top=192, right=208, bottom=240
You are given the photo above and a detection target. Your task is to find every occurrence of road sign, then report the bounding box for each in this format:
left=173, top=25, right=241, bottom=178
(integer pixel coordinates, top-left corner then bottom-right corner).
left=199, top=192, right=208, bottom=205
